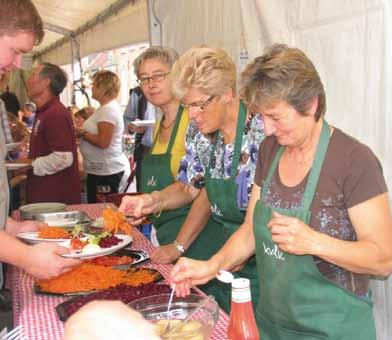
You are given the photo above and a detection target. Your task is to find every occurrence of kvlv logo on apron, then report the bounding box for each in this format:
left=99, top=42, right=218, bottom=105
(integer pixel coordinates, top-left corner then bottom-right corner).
left=147, top=175, right=157, bottom=187
left=253, top=120, right=376, bottom=340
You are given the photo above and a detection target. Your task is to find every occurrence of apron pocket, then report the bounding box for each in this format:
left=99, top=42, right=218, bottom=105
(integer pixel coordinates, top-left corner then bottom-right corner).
left=258, top=312, right=329, bottom=340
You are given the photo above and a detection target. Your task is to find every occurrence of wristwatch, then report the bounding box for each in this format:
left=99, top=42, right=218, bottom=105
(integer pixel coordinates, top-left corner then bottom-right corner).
left=173, top=240, right=185, bottom=254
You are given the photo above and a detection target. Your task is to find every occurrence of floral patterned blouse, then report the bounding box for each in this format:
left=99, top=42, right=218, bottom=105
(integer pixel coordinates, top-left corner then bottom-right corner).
left=177, top=113, right=265, bottom=210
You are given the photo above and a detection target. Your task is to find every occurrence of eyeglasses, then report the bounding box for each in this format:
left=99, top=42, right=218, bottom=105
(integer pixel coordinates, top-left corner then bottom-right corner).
left=137, top=72, right=170, bottom=86
left=182, top=95, right=216, bottom=112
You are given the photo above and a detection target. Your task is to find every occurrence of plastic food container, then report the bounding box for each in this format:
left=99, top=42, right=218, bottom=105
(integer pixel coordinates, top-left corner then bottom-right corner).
left=129, top=293, right=219, bottom=339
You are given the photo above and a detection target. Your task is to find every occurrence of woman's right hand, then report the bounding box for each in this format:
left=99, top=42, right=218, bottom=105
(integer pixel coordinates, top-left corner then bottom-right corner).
left=170, top=257, right=218, bottom=297
left=119, top=194, right=159, bottom=224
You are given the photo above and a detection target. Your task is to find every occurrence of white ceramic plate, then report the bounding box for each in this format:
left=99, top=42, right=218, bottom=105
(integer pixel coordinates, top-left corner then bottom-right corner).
left=131, top=119, right=156, bottom=127
left=60, top=234, right=133, bottom=259
left=5, top=163, right=30, bottom=170
left=17, top=231, right=71, bottom=244
left=5, top=142, right=22, bottom=152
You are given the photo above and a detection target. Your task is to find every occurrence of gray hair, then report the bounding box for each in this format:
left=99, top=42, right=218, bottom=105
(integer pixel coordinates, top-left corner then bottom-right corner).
left=39, top=62, right=68, bottom=96
left=133, top=46, right=179, bottom=77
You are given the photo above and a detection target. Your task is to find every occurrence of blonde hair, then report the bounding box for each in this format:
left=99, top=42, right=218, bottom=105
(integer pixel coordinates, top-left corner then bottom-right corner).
left=133, top=46, right=179, bottom=77
left=170, top=46, right=236, bottom=100
left=240, top=44, right=326, bottom=120
left=92, top=70, right=121, bottom=99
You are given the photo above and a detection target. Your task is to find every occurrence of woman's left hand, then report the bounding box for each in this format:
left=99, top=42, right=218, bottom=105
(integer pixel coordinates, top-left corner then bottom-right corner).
left=150, top=243, right=181, bottom=264
left=267, top=211, right=319, bottom=255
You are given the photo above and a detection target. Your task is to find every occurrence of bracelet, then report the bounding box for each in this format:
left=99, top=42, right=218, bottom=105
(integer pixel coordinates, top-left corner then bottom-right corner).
left=152, top=191, right=163, bottom=218
left=173, top=240, right=185, bottom=254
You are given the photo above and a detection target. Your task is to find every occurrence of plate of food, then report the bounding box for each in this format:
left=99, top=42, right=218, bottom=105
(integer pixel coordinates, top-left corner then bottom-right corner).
left=85, top=249, right=149, bottom=268
left=34, top=266, right=163, bottom=296
left=5, top=162, right=30, bottom=170
left=130, top=119, right=156, bottom=127
left=17, top=228, right=72, bottom=244
left=60, top=233, right=133, bottom=259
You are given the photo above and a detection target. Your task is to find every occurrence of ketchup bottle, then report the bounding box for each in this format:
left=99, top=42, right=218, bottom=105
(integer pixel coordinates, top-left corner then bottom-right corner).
left=227, top=278, right=260, bottom=340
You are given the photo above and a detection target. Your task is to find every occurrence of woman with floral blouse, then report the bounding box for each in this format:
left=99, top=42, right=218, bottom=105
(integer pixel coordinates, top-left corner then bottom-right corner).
left=120, top=46, right=265, bottom=312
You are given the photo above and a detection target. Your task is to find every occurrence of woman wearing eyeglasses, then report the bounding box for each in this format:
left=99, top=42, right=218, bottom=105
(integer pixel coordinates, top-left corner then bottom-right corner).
left=128, top=47, right=228, bottom=268
left=120, top=46, right=265, bottom=312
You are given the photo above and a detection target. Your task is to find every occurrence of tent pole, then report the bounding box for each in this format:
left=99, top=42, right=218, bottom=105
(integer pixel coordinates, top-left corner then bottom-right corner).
left=147, top=0, right=162, bottom=46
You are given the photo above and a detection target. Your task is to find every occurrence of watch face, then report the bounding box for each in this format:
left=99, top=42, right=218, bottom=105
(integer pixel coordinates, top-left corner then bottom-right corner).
left=174, top=241, right=185, bottom=254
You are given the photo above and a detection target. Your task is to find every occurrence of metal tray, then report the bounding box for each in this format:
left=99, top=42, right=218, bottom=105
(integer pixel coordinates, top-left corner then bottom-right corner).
left=35, top=263, right=160, bottom=297
left=35, top=211, right=91, bottom=227
left=20, top=202, right=66, bottom=220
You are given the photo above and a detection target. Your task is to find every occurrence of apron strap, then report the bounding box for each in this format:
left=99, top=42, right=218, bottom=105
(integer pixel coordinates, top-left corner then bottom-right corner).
left=262, top=119, right=331, bottom=210
left=206, top=101, right=248, bottom=179
left=151, top=105, right=184, bottom=154
left=301, top=119, right=330, bottom=210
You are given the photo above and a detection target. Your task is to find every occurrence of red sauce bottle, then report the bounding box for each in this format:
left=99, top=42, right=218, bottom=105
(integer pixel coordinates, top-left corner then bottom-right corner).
left=227, top=278, right=260, bottom=340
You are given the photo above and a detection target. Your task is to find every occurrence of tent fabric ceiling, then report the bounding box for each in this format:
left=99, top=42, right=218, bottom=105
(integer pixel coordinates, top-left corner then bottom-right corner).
left=32, top=0, right=149, bottom=65
left=32, top=0, right=119, bottom=51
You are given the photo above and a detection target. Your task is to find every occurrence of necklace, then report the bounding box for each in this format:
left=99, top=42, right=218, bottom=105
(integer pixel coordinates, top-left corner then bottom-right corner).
left=160, top=117, right=176, bottom=129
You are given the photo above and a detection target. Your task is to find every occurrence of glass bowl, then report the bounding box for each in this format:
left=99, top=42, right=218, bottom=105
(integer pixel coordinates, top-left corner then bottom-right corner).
left=129, top=293, right=219, bottom=339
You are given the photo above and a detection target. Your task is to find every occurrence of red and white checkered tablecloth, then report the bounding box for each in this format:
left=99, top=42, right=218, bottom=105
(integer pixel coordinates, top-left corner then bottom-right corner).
left=7, top=203, right=229, bottom=340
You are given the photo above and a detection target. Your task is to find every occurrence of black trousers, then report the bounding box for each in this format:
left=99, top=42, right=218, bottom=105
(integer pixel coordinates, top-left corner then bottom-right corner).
left=86, top=171, right=124, bottom=203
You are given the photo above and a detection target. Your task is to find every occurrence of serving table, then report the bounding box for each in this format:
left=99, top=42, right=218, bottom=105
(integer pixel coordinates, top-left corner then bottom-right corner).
left=7, top=203, right=229, bottom=339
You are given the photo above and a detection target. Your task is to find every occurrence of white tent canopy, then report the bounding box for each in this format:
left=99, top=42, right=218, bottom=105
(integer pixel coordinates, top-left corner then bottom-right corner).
left=32, top=0, right=149, bottom=65
left=31, top=1, right=392, bottom=339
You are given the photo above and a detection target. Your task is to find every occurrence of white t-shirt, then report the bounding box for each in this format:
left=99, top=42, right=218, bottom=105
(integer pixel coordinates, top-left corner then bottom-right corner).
left=80, top=100, right=129, bottom=176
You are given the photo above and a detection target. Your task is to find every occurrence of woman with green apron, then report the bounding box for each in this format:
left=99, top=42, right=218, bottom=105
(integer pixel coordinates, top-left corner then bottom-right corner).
left=120, top=46, right=226, bottom=263
left=253, top=120, right=376, bottom=339
left=170, top=44, right=391, bottom=339
left=121, top=46, right=265, bottom=313
left=140, top=105, right=225, bottom=259
left=202, top=101, right=259, bottom=312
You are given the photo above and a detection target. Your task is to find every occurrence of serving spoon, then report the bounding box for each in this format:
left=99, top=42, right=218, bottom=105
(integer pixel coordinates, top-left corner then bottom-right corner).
left=163, top=284, right=176, bottom=334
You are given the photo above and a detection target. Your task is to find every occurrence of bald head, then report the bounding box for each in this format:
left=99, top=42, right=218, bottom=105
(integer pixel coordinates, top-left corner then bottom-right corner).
left=64, top=301, right=160, bottom=340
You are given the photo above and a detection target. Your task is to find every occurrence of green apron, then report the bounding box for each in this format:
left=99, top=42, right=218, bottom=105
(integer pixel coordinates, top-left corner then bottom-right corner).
left=253, top=120, right=376, bottom=340
left=203, top=101, right=259, bottom=313
left=140, top=106, right=225, bottom=260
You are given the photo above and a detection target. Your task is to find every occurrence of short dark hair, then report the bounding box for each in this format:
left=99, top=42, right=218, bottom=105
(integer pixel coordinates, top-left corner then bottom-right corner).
left=0, top=0, right=44, bottom=45
left=39, top=63, right=68, bottom=96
